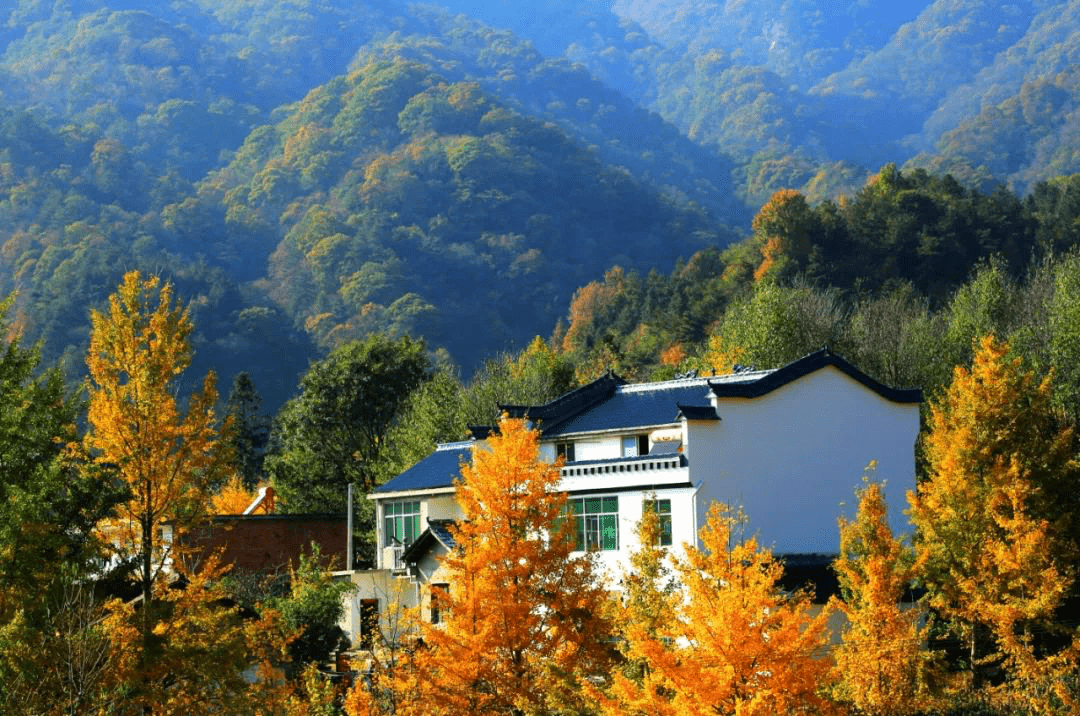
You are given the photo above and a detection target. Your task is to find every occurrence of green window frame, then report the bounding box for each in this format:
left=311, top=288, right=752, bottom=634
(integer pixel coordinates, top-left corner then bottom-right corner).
left=565, top=496, right=619, bottom=551
left=644, top=498, right=672, bottom=546
left=384, top=500, right=421, bottom=547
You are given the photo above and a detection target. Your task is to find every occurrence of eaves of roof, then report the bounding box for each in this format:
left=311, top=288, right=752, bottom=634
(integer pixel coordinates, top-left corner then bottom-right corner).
left=500, top=371, right=625, bottom=435
left=401, top=518, right=458, bottom=564
left=709, top=348, right=922, bottom=404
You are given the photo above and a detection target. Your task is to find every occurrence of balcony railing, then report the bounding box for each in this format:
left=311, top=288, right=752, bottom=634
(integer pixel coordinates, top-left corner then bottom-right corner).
left=560, top=454, right=684, bottom=478
left=390, top=542, right=406, bottom=573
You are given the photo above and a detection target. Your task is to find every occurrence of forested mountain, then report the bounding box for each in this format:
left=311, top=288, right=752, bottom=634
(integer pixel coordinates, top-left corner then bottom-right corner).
left=2, top=0, right=1080, bottom=409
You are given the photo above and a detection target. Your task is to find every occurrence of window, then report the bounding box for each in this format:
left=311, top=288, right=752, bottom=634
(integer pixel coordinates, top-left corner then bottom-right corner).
left=644, top=498, right=672, bottom=546
left=359, top=598, right=379, bottom=650
left=556, top=441, right=575, bottom=462
left=565, top=496, right=618, bottom=551
left=384, top=500, right=421, bottom=547
left=621, top=434, right=650, bottom=457
left=430, top=583, right=449, bottom=625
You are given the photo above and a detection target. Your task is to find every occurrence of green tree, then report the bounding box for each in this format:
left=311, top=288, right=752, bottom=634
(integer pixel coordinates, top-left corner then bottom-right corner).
left=268, top=334, right=431, bottom=561
left=270, top=545, right=353, bottom=677
left=224, top=371, right=271, bottom=489
left=0, top=295, right=122, bottom=712
left=375, top=363, right=468, bottom=485
left=708, top=278, right=845, bottom=371
left=1047, top=251, right=1080, bottom=417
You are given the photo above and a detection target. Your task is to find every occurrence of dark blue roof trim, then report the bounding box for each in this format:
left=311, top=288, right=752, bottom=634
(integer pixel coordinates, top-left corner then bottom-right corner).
left=709, top=348, right=922, bottom=404
left=468, top=425, right=494, bottom=440
left=500, top=372, right=625, bottom=435
left=676, top=404, right=719, bottom=420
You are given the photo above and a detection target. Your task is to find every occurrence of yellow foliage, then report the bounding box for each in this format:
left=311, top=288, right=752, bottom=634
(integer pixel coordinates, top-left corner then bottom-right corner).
left=85, top=272, right=230, bottom=647
left=911, top=335, right=1080, bottom=705
left=211, top=474, right=265, bottom=515
left=101, top=554, right=295, bottom=712
left=398, top=417, right=612, bottom=716
left=700, top=332, right=745, bottom=375
left=599, top=503, right=835, bottom=716
left=831, top=474, right=940, bottom=715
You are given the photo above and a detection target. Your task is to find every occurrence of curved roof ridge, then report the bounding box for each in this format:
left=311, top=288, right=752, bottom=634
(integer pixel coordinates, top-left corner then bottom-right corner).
left=708, top=347, right=922, bottom=403
left=436, top=440, right=475, bottom=451
left=618, top=376, right=712, bottom=393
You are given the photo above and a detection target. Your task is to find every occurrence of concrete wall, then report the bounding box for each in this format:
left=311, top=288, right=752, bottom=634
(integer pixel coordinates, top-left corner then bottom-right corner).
left=339, top=569, right=420, bottom=647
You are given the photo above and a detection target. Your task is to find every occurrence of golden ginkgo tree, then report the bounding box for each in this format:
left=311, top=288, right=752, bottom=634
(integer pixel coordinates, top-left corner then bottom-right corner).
left=910, top=335, right=1080, bottom=707
left=599, top=503, right=834, bottom=716
left=362, top=416, right=613, bottom=716
left=831, top=474, right=938, bottom=715
left=84, top=271, right=231, bottom=648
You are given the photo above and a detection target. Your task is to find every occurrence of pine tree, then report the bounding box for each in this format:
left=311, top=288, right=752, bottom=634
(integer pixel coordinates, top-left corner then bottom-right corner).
left=224, top=371, right=271, bottom=490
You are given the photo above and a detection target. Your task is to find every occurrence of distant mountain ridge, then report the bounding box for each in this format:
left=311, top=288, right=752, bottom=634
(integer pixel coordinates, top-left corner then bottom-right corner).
left=0, top=0, right=1079, bottom=406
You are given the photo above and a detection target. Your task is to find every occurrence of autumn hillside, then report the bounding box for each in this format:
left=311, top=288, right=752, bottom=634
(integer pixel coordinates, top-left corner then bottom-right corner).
left=2, top=0, right=1080, bottom=405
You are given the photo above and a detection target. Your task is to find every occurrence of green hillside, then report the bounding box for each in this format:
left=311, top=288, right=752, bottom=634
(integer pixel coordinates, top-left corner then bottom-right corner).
left=0, top=0, right=1079, bottom=406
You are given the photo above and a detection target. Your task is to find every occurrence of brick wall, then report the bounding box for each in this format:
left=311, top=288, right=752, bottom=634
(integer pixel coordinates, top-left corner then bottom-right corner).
left=182, top=514, right=348, bottom=573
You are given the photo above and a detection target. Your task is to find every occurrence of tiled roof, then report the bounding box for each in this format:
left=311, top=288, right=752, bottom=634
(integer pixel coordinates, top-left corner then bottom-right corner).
left=542, top=380, right=715, bottom=436
left=500, top=372, right=625, bottom=434
left=401, top=518, right=458, bottom=564
left=373, top=442, right=471, bottom=494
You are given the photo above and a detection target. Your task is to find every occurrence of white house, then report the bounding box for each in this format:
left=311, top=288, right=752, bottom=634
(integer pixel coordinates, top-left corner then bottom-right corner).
left=340, top=348, right=922, bottom=646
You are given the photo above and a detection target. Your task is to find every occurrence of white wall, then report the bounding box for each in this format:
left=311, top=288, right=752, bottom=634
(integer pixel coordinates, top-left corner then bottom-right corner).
left=338, top=569, right=420, bottom=647
left=580, top=484, right=699, bottom=581
left=574, top=436, right=621, bottom=461
left=689, top=365, right=919, bottom=554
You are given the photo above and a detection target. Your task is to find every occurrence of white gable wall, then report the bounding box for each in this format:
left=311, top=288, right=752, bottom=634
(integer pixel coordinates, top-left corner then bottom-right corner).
left=687, top=365, right=919, bottom=554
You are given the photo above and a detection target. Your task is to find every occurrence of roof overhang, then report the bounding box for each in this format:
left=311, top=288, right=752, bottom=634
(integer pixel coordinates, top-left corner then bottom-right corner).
left=368, top=486, right=457, bottom=501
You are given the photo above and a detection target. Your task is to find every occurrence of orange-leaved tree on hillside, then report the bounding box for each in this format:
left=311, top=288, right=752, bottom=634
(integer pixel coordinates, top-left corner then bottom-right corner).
left=750, top=188, right=819, bottom=283
left=384, top=417, right=613, bottom=716
left=598, top=503, right=834, bottom=716
left=910, top=335, right=1080, bottom=706
left=84, top=271, right=232, bottom=650
left=831, top=471, right=939, bottom=715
